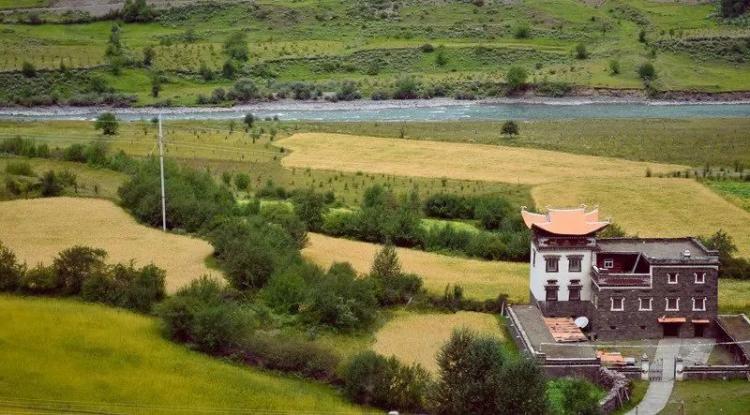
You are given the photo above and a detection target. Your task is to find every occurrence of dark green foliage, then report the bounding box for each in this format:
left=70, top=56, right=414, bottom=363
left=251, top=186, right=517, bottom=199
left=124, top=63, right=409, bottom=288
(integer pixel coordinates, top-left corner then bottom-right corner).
left=199, top=62, right=214, bottom=81
left=234, top=172, right=250, bottom=190
left=475, top=195, right=514, bottom=230
left=0, top=241, right=24, bottom=292
left=393, top=76, right=420, bottom=99
left=222, top=60, right=238, bottom=79
left=547, top=377, right=603, bottom=415
left=423, top=193, right=474, bottom=219
left=40, top=170, right=64, bottom=197
left=21, top=61, right=36, bottom=78
left=336, top=81, right=362, bottom=101
left=121, top=0, right=156, bottom=22
left=575, top=43, right=589, bottom=59
left=81, top=262, right=166, bottom=313
left=638, top=62, right=656, bottom=80
left=501, top=120, right=520, bottom=136
left=303, top=262, right=378, bottom=331
left=431, top=328, right=547, bottom=415
left=0, top=137, right=50, bottom=158
left=229, top=79, right=259, bottom=102
left=261, top=263, right=315, bottom=313
left=239, top=332, right=340, bottom=380
left=118, top=158, right=235, bottom=232
left=370, top=244, right=423, bottom=305
left=224, top=32, right=249, bottom=62
left=700, top=230, right=750, bottom=279
left=259, top=203, right=308, bottom=249
left=609, top=59, right=621, bottom=75
left=19, top=264, right=57, bottom=295
left=535, top=81, right=572, bottom=97
left=638, top=29, right=647, bottom=43
left=243, top=113, right=255, bottom=129
left=435, top=49, right=448, bottom=66
left=63, top=144, right=87, bottom=162
left=291, top=189, right=328, bottom=232
left=505, top=66, right=527, bottom=91
left=514, top=24, right=531, bottom=39
left=143, top=46, right=156, bottom=66
left=343, top=351, right=431, bottom=412
left=94, top=112, right=119, bottom=135
left=598, top=222, right=627, bottom=238
left=157, top=276, right=253, bottom=353
left=721, top=0, right=749, bottom=18
left=52, top=246, right=107, bottom=296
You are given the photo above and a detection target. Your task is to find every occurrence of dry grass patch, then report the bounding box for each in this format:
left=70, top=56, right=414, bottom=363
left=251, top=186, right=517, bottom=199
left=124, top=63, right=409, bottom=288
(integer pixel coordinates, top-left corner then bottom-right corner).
left=304, top=233, right=528, bottom=302
left=532, top=178, right=750, bottom=257
left=0, top=197, right=217, bottom=292
left=278, top=133, right=683, bottom=185
left=372, top=311, right=503, bottom=373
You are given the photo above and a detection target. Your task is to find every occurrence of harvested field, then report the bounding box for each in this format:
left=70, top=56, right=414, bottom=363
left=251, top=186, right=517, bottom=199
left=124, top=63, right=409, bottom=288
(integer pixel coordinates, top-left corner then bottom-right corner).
left=0, top=197, right=216, bottom=292
left=303, top=233, right=528, bottom=302
left=278, top=133, right=684, bottom=186
left=372, top=310, right=504, bottom=373
left=532, top=178, right=750, bottom=257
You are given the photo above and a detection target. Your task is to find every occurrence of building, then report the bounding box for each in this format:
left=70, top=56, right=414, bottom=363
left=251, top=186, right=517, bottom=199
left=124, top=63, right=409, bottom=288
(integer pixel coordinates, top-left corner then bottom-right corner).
left=522, top=206, right=719, bottom=340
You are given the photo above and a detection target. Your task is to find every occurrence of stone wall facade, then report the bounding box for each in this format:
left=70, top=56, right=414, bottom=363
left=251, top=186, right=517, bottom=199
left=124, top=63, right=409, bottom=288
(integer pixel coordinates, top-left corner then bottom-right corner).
left=590, top=265, right=718, bottom=340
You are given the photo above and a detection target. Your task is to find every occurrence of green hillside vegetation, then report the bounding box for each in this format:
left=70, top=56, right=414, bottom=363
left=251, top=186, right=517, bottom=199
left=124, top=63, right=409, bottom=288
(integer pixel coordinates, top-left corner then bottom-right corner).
left=1, top=0, right=749, bottom=106
left=0, top=295, right=365, bottom=414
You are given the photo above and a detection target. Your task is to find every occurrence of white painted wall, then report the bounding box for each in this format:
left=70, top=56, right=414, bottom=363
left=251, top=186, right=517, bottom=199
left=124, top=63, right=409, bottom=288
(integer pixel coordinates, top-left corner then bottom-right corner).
left=529, top=242, right=593, bottom=303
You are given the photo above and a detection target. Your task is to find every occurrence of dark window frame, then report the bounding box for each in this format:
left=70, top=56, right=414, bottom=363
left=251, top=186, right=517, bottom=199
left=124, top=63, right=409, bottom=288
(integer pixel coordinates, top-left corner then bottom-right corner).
left=567, top=255, right=583, bottom=272
left=545, top=256, right=560, bottom=273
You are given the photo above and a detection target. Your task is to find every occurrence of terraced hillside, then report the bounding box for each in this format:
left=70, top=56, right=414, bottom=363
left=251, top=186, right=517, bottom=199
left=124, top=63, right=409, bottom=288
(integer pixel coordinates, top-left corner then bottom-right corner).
left=1, top=0, right=749, bottom=106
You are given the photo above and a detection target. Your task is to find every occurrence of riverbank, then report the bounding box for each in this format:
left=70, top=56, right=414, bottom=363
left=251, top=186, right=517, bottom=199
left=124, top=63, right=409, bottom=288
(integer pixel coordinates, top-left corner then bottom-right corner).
left=1, top=98, right=749, bottom=122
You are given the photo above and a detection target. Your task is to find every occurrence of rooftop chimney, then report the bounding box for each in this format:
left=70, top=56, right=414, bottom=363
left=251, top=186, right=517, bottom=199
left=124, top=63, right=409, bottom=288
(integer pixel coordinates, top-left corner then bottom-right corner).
left=683, top=249, right=691, bottom=258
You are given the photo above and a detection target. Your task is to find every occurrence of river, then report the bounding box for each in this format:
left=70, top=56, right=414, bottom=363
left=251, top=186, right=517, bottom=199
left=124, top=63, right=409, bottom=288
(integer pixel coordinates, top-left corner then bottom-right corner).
left=1, top=98, right=749, bottom=122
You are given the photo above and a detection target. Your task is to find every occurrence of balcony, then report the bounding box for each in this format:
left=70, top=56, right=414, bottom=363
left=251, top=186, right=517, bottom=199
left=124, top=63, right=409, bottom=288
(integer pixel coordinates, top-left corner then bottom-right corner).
left=591, top=266, right=651, bottom=288
left=535, top=236, right=597, bottom=249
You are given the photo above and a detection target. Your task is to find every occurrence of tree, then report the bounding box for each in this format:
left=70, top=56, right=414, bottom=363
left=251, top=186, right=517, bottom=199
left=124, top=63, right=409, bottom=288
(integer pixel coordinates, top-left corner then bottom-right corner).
left=637, top=62, right=656, bottom=80
left=223, top=32, right=249, bottom=62
left=143, top=46, right=156, bottom=66
left=199, top=62, right=214, bottom=81
left=40, top=170, right=64, bottom=197
left=229, top=78, right=258, bottom=102
left=700, top=230, right=737, bottom=260
left=370, top=244, right=401, bottom=280
left=475, top=195, right=513, bottom=230
left=234, top=172, right=250, bottom=190
left=21, top=61, right=36, bottom=77
left=121, top=0, right=155, bottom=22
left=95, top=112, right=119, bottom=135
left=505, top=66, right=527, bottom=91
left=394, top=76, right=420, bottom=99
left=574, top=43, right=588, bottom=59
left=243, top=113, right=255, bottom=130
left=292, top=189, right=327, bottom=232
left=501, top=120, right=519, bottom=137
left=53, top=246, right=107, bottom=295
left=222, top=59, right=237, bottom=79
left=150, top=72, right=162, bottom=98
left=0, top=241, right=24, bottom=292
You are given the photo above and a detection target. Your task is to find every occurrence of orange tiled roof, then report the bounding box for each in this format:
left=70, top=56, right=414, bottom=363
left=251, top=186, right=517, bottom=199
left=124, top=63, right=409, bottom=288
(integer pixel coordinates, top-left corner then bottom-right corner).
left=522, top=207, right=609, bottom=236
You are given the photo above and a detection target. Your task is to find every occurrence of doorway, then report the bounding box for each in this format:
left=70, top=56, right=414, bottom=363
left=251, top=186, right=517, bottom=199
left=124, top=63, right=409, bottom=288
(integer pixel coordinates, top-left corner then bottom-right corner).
left=663, top=323, right=680, bottom=337
left=694, top=324, right=705, bottom=337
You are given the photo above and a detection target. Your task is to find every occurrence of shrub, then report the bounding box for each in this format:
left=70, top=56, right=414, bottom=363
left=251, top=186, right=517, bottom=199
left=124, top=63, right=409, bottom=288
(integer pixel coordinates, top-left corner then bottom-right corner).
left=501, top=120, right=519, bottom=137
left=40, top=170, right=64, bottom=197
left=19, top=264, right=57, bottom=295
left=121, top=0, right=156, bottom=22
left=234, top=172, right=250, bottom=190
left=53, top=246, right=107, bottom=296
left=229, top=79, right=258, bottom=102
left=143, top=46, right=156, bottom=66
left=505, top=66, right=527, bottom=91
left=222, top=60, right=237, bottom=79
left=370, top=244, right=423, bottom=305
left=223, top=32, right=249, bottom=62
left=94, top=112, right=119, bottom=135
left=475, top=195, right=513, bottom=230
left=574, top=43, right=589, bottom=59
left=514, top=24, right=530, bottom=39
left=423, top=193, right=474, bottom=219
left=547, top=377, right=603, bottom=415
left=343, top=351, right=431, bottom=412
left=0, top=241, right=24, bottom=292
left=292, top=189, right=328, bottom=232
left=5, top=161, right=34, bottom=176
left=420, top=43, right=435, bottom=53
left=304, top=262, right=378, bottom=331
left=336, top=81, right=361, bottom=101
left=609, top=59, right=621, bottom=75
left=393, top=76, right=420, bottom=99
left=21, top=61, right=36, bottom=78
left=240, top=333, right=339, bottom=380
left=260, top=203, right=308, bottom=249
left=261, top=263, right=315, bottom=313
left=638, top=62, right=656, bottom=80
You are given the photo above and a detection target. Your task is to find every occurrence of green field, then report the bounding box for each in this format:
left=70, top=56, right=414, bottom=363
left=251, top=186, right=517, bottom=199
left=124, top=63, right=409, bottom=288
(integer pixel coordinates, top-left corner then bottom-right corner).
left=0, top=295, right=366, bottom=414
left=706, top=180, right=750, bottom=212
left=661, top=380, right=750, bottom=415
left=1, top=1, right=749, bottom=106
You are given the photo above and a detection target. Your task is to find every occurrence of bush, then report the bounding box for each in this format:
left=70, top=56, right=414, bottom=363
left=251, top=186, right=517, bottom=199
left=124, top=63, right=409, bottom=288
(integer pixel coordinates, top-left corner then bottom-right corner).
left=240, top=333, right=339, bottom=380
left=343, top=351, right=431, bottom=412
left=261, top=263, right=316, bottom=313
left=223, top=32, right=249, bottom=62
left=475, top=195, right=513, bottom=230
left=370, top=244, right=423, bottom=305
left=304, top=262, right=378, bottom=331
left=609, top=59, right=621, bottom=75
left=21, top=61, right=36, bottom=78
left=547, top=377, right=603, bottom=415
left=0, top=241, right=24, bottom=292
left=420, top=43, right=435, bottom=53
left=514, top=24, right=530, bottom=39
left=423, top=193, right=474, bottom=219
left=637, top=62, right=656, bottom=80
left=40, top=170, right=64, bottom=197
left=393, top=77, right=420, bottom=99
left=501, top=120, right=519, bottom=137
left=575, top=43, right=589, bottom=59
left=229, top=79, right=259, bottom=102
left=5, top=161, right=34, bottom=176
left=336, top=81, right=361, bottom=101
left=19, top=264, right=57, bottom=295
left=291, top=189, right=328, bottom=232
left=52, top=246, right=107, bottom=295
left=505, top=66, right=527, bottom=91
left=121, top=0, right=156, bottom=22
left=234, top=172, right=250, bottom=190
left=94, top=112, right=119, bottom=135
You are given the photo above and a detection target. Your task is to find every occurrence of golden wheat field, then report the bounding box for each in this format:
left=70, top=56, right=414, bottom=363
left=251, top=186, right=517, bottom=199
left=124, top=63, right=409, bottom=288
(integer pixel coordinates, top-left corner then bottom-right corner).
left=278, top=133, right=683, bottom=185
left=372, top=310, right=504, bottom=373
left=303, top=233, right=528, bottom=302
left=0, top=197, right=217, bottom=292
left=532, top=178, right=750, bottom=257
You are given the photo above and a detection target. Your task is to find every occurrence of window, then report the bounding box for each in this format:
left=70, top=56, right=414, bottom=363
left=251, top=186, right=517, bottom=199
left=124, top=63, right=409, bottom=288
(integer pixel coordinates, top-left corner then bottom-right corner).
left=693, top=297, right=706, bottom=311
left=545, top=256, right=559, bottom=273
left=532, top=250, right=536, bottom=267
left=568, top=281, right=581, bottom=301
left=611, top=297, right=625, bottom=311
left=603, top=259, right=614, bottom=269
left=694, top=272, right=705, bottom=284
left=667, top=273, right=679, bottom=284
left=568, top=256, right=582, bottom=272
left=545, top=281, right=559, bottom=301
left=639, top=297, right=653, bottom=311
left=666, top=297, right=679, bottom=311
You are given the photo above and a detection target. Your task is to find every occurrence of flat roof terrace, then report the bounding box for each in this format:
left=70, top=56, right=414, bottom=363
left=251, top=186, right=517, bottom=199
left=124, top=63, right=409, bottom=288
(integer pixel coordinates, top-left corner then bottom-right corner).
left=596, top=237, right=719, bottom=264
left=509, top=305, right=597, bottom=359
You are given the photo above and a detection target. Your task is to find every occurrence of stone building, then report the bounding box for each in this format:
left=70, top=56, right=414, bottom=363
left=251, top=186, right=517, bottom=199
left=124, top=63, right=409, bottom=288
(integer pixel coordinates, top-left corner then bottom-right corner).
left=522, top=206, right=720, bottom=340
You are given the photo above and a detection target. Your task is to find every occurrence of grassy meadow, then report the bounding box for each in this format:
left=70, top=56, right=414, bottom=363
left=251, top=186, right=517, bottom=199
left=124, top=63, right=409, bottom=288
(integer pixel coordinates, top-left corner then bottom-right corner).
left=278, top=132, right=683, bottom=185
left=0, top=197, right=215, bottom=292
left=1, top=1, right=749, bottom=105
left=372, top=310, right=505, bottom=373
left=0, top=295, right=366, bottom=414
left=661, top=380, right=750, bottom=415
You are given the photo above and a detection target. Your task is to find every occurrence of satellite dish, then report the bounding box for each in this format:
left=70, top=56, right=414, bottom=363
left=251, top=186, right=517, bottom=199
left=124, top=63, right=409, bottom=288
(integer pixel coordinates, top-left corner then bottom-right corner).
left=574, top=316, right=589, bottom=329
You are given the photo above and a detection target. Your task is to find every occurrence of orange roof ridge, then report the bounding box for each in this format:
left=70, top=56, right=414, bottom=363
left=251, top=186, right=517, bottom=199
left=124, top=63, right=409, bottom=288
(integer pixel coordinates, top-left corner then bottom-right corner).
left=522, top=206, right=609, bottom=236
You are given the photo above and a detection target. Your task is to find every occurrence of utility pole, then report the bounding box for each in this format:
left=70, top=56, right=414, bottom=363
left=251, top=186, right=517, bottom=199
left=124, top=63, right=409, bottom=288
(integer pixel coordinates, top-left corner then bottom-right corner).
left=158, top=114, right=166, bottom=231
